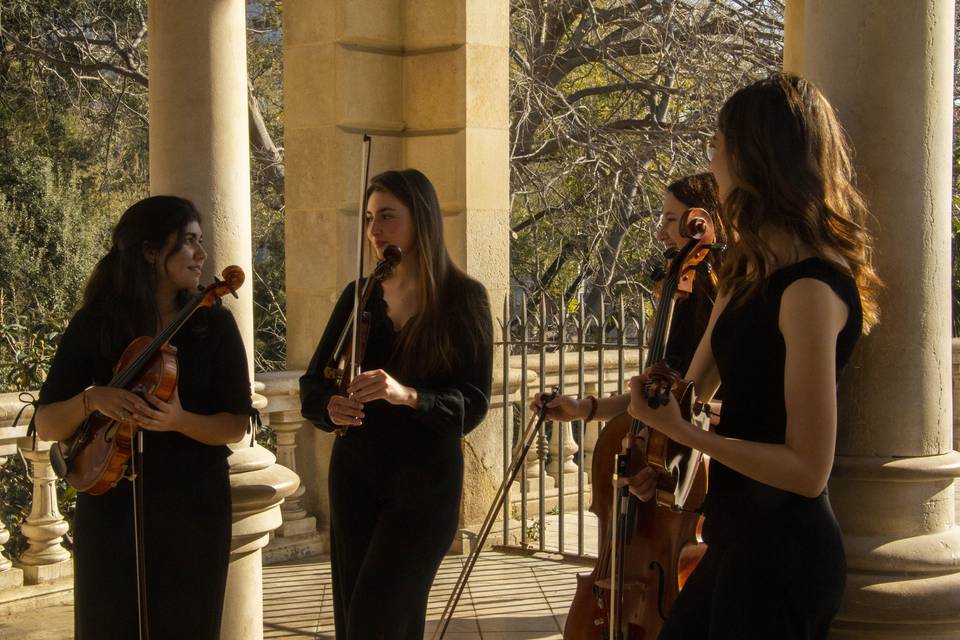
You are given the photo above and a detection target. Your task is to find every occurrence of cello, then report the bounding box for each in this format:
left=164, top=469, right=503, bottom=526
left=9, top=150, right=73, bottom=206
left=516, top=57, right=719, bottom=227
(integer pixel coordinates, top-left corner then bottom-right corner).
left=565, top=208, right=722, bottom=640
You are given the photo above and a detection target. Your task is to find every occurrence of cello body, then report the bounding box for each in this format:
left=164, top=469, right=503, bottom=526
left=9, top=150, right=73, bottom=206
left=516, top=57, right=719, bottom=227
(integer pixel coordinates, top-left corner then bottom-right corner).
left=564, top=414, right=707, bottom=640
left=564, top=208, right=719, bottom=639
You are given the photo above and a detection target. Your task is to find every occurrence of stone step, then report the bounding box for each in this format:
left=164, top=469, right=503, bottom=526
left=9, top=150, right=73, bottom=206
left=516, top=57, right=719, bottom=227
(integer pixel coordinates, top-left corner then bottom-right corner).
left=0, top=577, right=73, bottom=618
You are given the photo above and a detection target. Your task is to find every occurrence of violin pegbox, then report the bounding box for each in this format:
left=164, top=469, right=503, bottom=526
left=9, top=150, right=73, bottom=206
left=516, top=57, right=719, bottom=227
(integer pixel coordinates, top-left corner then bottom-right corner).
left=199, top=265, right=245, bottom=307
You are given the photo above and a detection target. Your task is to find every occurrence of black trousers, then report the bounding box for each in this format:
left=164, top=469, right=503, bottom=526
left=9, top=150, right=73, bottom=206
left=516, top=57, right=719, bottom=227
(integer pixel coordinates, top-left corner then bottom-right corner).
left=328, top=432, right=463, bottom=640
left=659, top=503, right=846, bottom=640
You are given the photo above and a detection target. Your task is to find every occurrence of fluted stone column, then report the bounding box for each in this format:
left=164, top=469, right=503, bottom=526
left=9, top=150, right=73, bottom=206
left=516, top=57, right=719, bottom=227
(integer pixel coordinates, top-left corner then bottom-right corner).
left=785, top=2, right=960, bottom=637
left=15, top=438, right=72, bottom=584
left=284, top=0, right=511, bottom=545
left=149, top=2, right=299, bottom=638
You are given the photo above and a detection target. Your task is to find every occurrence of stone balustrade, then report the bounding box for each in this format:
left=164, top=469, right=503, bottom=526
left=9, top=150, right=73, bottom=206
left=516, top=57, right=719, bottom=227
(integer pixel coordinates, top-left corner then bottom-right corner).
left=0, top=350, right=644, bottom=612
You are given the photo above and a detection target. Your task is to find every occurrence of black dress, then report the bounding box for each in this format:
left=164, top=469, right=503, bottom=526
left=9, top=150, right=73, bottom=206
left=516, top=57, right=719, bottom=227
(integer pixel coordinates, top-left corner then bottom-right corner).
left=38, top=305, right=252, bottom=640
left=299, top=280, right=493, bottom=640
left=664, top=273, right=717, bottom=377
left=659, top=258, right=861, bottom=640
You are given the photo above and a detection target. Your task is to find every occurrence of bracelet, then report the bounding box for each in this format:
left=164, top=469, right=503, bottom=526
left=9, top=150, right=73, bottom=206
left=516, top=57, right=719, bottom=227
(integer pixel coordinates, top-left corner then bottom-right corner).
left=81, top=386, right=95, bottom=417
left=584, top=395, right=598, bottom=422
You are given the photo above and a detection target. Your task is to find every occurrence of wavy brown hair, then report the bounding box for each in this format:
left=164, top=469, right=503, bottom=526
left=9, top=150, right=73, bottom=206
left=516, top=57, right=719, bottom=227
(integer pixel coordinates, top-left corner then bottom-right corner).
left=715, top=73, right=880, bottom=331
left=366, top=169, right=493, bottom=380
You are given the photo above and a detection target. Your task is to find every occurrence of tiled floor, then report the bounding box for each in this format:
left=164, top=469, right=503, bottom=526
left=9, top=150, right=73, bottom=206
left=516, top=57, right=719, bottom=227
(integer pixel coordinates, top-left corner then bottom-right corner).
left=0, top=514, right=599, bottom=639
left=263, top=550, right=586, bottom=639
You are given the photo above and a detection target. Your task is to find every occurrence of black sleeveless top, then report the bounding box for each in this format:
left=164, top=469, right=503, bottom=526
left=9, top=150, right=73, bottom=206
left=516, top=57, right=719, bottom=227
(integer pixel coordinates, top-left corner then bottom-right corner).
left=703, top=257, right=862, bottom=542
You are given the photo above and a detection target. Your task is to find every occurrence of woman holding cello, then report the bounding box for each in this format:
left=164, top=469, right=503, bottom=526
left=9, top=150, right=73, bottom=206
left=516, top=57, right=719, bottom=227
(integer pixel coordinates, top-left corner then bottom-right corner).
left=531, top=172, right=723, bottom=639
left=34, top=195, right=252, bottom=639
left=299, top=169, right=493, bottom=639
left=531, top=171, right=723, bottom=495
left=628, top=73, right=880, bottom=638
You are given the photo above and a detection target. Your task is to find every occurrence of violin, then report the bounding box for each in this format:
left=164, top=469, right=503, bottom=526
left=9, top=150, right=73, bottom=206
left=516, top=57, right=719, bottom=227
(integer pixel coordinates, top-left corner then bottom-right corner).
left=50, top=266, right=245, bottom=494
left=565, top=208, right=722, bottom=640
left=322, top=244, right=402, bottom=398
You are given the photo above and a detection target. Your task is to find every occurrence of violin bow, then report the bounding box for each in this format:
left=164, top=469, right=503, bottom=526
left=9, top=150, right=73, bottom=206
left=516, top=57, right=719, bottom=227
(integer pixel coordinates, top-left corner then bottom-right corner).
left=333, top=134, right=373, bottom=439
left=431, top=387, right=559, bottom=640
left=350, top=134, right=373, bottom=388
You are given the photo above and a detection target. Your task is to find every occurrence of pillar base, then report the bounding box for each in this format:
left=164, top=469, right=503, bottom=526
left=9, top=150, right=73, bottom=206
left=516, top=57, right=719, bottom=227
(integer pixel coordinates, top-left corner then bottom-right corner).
left=0, top=567, right=23, bottom=591
left=263, top=530, right=328, bottom=565
left=832, top=570, right=960, bottom=638
left=17, top=559, right=71, bottom=585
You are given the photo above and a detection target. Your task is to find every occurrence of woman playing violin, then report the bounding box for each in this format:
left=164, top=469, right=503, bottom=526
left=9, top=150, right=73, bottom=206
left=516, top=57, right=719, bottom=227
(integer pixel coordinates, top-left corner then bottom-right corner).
left=34, top=196, right=252, bottom=639
left=628, top=73, right=880, bottom=639
left=299, top=169, right=493, bottom=640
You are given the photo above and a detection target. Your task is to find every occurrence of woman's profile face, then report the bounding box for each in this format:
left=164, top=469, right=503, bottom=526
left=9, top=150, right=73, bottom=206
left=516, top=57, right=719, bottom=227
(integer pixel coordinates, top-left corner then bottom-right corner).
left=366, top=189, right=417, bottom=261
left=709, top=131, right=734, bottom=202
left=151, top=221, right=206, bottom=291
left=657, top=191, right=689, bottom=250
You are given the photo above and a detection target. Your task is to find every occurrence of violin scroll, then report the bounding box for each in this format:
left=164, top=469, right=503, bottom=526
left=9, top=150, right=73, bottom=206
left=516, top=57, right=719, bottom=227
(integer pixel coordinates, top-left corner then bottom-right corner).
left=198, top=265, right=245, bottom=307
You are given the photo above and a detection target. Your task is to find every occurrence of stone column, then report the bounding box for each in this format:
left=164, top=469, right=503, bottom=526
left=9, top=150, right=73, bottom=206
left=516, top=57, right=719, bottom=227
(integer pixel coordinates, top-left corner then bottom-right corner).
left=15, top=438, right=72, bottom=584
left=149, top=0, right=254, bottom=362
left=785, top=2, right=960, bottom=637
left=283, top=0, right=511, bottom=543
left=222, top=395, right=299, bottom=640
left=149, top=3, right=299, bottom=638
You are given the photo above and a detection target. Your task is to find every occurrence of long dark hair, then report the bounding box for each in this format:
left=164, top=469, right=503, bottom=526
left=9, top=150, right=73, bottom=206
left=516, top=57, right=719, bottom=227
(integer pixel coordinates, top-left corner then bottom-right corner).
left=366, top=169, right=492, bottom=380
left=83, top=195, right=202, bottom=358
left=716, top=73, right=880, bottom=331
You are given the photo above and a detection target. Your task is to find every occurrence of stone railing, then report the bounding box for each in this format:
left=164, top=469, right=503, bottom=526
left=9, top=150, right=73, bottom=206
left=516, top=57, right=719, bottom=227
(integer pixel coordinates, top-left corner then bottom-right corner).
left=498, top=349, right=642, bottom=511
left=0, top=392, right=73, bottom=614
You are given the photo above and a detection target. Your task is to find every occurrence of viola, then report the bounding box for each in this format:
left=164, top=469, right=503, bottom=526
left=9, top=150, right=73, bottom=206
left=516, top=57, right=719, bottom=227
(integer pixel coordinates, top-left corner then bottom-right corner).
left=50, top=266, right=245, bottom=495
left=565, top=208, right=721, bottom=640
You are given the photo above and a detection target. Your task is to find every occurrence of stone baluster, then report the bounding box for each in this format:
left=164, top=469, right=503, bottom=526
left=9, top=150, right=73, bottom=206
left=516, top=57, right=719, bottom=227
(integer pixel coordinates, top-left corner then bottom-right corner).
left=0, top=452, right=24, bottom=591
left=954, top=338, right=959, bottom=523
left=0, top=456, right=11, bottom=574
left=580, top=382, right=600, bottom=484
left=272, top=409, right=310, bottom=525
left=547, top=421, right=581, bottom=490
left=257, top=371, right=326, bottom=563
left=16, top=438, right=72, bottom=584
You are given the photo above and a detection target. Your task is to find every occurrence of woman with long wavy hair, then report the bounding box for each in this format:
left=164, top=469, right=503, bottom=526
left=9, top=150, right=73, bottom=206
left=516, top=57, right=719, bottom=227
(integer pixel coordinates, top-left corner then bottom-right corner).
left=626, top=73, right=880, bottom=639
left=34, top=196, right=252, bottom=639
left=299, top=169, right=493, bottom=639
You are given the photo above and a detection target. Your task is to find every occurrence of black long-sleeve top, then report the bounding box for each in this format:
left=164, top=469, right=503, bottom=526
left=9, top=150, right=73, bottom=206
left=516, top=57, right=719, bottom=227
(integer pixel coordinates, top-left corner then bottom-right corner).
left=299, top=279, right=493, bottom=440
